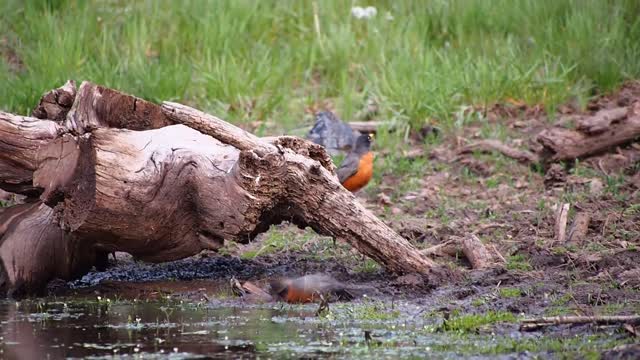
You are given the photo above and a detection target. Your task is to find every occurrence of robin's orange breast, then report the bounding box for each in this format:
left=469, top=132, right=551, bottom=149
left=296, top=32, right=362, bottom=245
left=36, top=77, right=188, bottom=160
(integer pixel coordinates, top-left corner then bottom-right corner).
left=341, top=152, right=374, bottom=192
left=285, top=288, right=315, bottom=303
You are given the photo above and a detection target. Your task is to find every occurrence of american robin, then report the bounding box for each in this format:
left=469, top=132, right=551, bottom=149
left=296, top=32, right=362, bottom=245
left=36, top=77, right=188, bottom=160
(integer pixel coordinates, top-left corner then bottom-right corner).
left=307, top=111, right=360, bottom=155
left=337, top=133, right=374, bottom=192
left=269, top=274, right=353, bottom=304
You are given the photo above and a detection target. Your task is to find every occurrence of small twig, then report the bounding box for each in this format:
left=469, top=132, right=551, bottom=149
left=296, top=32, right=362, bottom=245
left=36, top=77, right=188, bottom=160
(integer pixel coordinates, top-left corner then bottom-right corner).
left=456, top=139, right=539, bottom=165
left=553, top=203, right=570, bottom=245
left=489, top=244, right=506, bottom=263
left=520, top=315, right=640, bottom=331
left=473, top=222, right=508, bottom=235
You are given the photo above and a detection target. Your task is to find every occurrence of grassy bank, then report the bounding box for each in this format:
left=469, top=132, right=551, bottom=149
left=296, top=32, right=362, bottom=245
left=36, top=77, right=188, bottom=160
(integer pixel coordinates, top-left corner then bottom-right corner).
left=1, top=0, right=640, bottom=133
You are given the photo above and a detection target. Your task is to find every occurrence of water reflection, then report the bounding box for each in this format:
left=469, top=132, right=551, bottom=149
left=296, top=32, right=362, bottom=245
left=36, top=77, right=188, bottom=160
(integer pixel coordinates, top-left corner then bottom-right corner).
left=0, top=300, right=336, bottom=359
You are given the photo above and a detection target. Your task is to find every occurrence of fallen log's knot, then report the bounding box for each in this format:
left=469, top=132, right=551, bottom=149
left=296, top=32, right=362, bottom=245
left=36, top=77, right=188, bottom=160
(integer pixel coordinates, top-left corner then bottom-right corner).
left=309, top=163, right=322, bottom=176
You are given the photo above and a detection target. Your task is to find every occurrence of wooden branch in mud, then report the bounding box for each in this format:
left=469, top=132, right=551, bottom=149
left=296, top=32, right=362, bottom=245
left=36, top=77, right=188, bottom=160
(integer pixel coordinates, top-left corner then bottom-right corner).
left=520, top=315, right=640, bottom=331
left=457, top=139, right=539, bottom=165
left=422, top=240, right=459, bottom=257
left=422, top=235, right=500, bottom=270
left=537, top=102, right=640, bottom=162
left=461, top=235, right=498, bottom=269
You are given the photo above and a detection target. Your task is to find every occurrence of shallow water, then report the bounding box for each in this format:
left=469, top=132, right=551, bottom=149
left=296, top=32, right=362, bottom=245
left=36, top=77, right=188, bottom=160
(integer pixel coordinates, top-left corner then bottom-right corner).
left=0, top=298, right=630, bottom=359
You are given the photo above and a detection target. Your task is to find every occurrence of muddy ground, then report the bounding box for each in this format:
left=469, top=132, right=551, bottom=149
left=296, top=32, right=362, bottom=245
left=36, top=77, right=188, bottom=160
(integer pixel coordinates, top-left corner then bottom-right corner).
left=34, top=83, right=640, bottom=357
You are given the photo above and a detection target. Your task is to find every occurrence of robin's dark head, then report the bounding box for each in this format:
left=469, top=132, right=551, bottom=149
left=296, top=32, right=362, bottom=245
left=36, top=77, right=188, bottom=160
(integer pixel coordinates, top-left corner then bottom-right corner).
left=354, top=133, right=374, bottom=154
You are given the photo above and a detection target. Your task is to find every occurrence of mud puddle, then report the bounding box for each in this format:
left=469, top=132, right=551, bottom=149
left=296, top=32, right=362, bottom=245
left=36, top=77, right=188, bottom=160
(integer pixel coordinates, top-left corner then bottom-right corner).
left=1, top=296, right=636, bottom=359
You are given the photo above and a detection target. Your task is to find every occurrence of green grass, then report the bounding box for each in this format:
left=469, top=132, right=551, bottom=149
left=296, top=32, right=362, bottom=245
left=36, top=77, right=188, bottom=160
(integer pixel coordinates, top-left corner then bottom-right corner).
left=327, top=300, right=401, bottom=321
left=498, top=287, right=522, bottom=299
left=2, top=0, right=640, bottom=135
left=240, top=226, right=327, bottom=259
left=440, top=310, right=517, bottom=333
left=505, top=254, right=533, bottom=271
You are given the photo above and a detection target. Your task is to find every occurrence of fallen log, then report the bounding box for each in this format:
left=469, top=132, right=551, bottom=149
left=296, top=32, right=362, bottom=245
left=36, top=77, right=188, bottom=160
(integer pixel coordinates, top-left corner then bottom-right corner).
left=0, top=81, right=440, bottom=296
left=348, top=121, right=394, bottom=134
left=537, top=102, right=640, bottom=162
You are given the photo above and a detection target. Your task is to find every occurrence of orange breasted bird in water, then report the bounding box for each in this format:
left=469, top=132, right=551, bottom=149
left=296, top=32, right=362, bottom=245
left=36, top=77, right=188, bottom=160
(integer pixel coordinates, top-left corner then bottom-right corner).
left=269, top=274, right=353, bottom=304
left=337, top=133, right=374, bottom=192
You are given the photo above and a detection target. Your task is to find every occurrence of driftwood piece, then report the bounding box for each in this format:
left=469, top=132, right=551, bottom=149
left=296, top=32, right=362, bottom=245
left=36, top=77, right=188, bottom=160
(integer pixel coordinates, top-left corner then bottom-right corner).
left=422, top=240, right=459, bottom=257
left=567, top=212, right=591, bottom=244
left=520, top=315, right=640, bottom=331
left=31, top=80, right=77, bottom=122
left=537, top=102, right=640, bottom=162
left=553, top=203, right=570, bottom=245
left=461, top=235, right=497, bottom=269
left=458, top=139, right=539, bottom=165
left=0, top=111, right=65, bottom=195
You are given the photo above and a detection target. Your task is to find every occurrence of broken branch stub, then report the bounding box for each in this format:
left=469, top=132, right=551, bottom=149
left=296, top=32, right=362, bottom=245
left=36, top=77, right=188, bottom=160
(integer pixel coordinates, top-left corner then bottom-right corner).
left=31, top=80, right=77, bottom=122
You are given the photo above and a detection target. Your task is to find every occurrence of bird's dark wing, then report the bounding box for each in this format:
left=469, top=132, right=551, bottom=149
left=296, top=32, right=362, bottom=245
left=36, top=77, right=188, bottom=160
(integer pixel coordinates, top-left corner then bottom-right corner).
left=307, top=111, right=359, bottom=153
left=337, top=153, right=360, bottom=183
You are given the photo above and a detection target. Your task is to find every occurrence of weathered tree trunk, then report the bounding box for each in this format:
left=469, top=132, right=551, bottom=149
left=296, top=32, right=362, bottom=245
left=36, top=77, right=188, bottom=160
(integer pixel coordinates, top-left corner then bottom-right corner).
left=0, top=80, right=439, bottom=296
